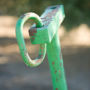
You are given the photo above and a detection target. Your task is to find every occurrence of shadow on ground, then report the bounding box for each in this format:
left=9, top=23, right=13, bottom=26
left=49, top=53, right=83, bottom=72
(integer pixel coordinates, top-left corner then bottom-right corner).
left=0, top=38, right=89, bottom=90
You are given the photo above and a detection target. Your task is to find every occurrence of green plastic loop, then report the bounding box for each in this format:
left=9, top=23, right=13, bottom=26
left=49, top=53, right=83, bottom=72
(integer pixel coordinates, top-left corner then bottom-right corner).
left=16, top=12, right=46, bottom=67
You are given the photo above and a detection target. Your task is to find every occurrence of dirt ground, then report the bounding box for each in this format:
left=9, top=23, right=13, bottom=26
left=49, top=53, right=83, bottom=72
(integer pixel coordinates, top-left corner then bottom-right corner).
left=0, top=16, right=89, bottom=90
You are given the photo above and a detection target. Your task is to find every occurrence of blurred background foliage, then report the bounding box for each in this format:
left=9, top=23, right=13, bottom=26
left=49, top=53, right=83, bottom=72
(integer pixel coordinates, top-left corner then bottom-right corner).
left=0, top=0, right=90, bottom=30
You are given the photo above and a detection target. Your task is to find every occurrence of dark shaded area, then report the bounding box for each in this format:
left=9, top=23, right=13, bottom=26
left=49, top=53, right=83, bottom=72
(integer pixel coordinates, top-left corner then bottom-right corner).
left=0, top=37, right=30, bottom=46
left=0, top=0, right=90, bottom=30
left=0, top=38, right=89, bottom=90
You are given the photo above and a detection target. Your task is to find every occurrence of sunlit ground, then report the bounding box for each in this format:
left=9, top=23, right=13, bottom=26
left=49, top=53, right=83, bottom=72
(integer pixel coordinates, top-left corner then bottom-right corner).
left=0, top=16, right=89, bottom=90
left=0, top=16, right=90, bottom=45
